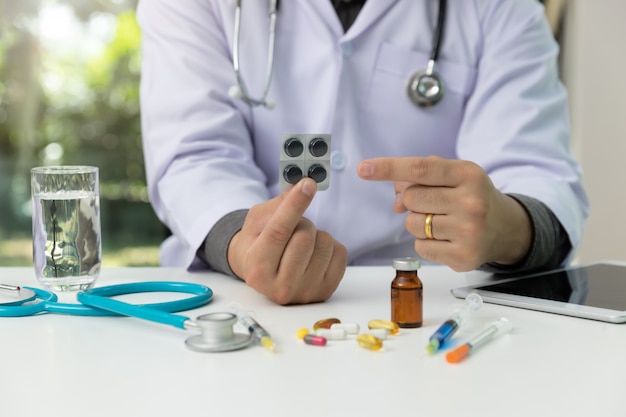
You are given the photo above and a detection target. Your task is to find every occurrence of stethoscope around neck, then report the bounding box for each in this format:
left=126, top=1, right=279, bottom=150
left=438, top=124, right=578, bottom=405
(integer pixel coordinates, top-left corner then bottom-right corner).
left=228, top=0, right=447, bottom=109
left=228, top=0, right=278, bottom=109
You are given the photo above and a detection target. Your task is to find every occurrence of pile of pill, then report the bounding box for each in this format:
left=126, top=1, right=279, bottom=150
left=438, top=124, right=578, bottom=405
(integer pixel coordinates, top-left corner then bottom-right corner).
left=296, top=318, right=401, bottom=351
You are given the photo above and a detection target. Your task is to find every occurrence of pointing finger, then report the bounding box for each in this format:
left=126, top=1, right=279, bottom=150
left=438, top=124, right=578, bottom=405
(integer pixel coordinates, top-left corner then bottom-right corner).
left=257, top=177, right=317, bottom=251
left=357, top=156, right=466, bottom=187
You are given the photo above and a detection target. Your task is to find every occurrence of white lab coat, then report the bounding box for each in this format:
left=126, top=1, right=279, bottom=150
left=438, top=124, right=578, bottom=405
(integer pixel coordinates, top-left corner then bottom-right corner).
left=137, top=0, right=589, bottom=268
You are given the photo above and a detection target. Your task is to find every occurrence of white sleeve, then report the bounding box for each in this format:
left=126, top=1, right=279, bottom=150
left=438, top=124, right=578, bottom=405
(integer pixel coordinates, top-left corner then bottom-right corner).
left=458, top=0, right=589, bottom=261
left=137, top=0, right=269, bottom=267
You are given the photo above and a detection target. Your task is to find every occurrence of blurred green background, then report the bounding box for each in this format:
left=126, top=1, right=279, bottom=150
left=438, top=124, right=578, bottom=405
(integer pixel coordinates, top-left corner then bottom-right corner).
left=0, top=0, right=162, bottom=267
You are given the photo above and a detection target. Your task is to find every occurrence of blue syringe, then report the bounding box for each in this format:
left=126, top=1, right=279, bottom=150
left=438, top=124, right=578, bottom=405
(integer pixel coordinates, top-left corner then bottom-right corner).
left=425, top=293, right=483, bottom=354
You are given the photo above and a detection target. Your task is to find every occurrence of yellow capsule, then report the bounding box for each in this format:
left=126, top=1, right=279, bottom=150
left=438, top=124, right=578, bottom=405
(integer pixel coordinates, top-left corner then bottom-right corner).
left=296, top=327, right=310, bottom=340
left=368, top=319, right=400, bottom=336
left=357, top=333, right=383, bottom=351
left=313, top=318, right=341, bottom=331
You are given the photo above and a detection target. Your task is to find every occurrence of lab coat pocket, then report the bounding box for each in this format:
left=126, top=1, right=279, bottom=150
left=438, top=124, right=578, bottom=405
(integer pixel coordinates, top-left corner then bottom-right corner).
left=360, top=42, right=477, bottom=157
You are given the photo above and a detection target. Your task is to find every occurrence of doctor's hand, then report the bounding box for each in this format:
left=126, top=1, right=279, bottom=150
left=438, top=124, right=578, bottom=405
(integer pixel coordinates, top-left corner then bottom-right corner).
left=357, top=156, right=532, bottom=272
left=227, top=178, right=347, bottom=305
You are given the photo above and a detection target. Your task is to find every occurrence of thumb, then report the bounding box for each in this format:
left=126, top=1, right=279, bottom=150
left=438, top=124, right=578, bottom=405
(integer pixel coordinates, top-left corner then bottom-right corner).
left=394, top=181, right=411, bottom=213
left=256, top=177, right=317, bottom=248
left=277, top=177, right=317, bottom=217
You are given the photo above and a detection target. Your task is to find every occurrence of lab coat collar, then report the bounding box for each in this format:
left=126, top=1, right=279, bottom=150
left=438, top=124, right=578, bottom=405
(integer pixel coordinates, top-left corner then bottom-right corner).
left=345, top=0, right=399, bottom=41
left=303, top=0, right=400, bottom=41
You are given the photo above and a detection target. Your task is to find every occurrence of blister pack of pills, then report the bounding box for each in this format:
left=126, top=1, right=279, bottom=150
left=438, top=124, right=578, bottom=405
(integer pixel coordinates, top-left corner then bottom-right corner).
left=279, top=134, right=331, bottom=191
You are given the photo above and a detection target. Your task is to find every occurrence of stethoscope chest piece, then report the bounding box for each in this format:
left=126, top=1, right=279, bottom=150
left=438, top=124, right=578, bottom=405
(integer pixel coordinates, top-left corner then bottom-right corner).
left=407, top=68, right=445, bottom=108
left=406, top=0, right=447, bottom=108
left=185, top=312, right=253, bottom=353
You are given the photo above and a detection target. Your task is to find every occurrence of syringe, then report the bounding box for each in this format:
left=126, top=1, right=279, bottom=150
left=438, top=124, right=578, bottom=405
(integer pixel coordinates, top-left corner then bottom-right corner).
left=446, top=317, right=512, bottom=363
left=230, top=303, right=276, bottom=352
left=425, top=293, right=482, bottom=354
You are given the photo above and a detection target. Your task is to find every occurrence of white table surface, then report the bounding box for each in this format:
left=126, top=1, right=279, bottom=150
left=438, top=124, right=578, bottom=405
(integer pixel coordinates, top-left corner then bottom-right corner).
left=0, top=265, right=624, bottom=417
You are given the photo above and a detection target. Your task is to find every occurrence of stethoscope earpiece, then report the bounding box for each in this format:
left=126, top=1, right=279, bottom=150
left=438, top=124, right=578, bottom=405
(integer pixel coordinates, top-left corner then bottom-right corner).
left=228, top=85, right=243, bottom=99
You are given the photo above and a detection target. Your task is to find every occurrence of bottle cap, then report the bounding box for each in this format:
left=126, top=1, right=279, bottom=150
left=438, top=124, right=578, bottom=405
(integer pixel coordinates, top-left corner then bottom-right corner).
left=392, top=257, right=420, bottom=271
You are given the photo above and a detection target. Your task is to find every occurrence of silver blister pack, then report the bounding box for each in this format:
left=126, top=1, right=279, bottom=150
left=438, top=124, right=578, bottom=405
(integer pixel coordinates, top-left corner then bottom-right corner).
left=279, top=134, right=330, bottom=191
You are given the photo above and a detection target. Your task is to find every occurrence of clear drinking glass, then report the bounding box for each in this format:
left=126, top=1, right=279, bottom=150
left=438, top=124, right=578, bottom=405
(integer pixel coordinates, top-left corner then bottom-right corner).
left=31, top=166, right=102, bottom=291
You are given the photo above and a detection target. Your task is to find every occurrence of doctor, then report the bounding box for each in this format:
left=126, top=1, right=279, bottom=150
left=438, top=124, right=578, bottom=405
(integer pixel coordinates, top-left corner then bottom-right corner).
left=137, top=0, right=589, bottom=305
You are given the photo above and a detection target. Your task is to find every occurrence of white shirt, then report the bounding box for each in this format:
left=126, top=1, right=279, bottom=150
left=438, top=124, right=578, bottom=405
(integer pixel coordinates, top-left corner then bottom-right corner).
left=137, top=0, right=589, bottom=268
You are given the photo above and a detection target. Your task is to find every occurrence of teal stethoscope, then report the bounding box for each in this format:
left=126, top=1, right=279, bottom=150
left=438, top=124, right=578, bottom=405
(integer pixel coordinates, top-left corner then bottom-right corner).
left=0, top=282, right=254, bottom=352
left=229, top=0, right=447, bottom=108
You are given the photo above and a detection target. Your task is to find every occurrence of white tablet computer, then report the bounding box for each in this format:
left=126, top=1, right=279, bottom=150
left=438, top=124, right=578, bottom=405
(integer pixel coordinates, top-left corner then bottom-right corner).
left=451, top=262, right=626, bottom=323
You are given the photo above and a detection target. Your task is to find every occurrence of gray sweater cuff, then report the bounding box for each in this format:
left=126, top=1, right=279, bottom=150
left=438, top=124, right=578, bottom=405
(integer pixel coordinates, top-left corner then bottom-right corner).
left=198, top=195, right=571, bottom=277
left=198, top=209, right=248, bottom=277
left=479, top=193, right=572, bottom=275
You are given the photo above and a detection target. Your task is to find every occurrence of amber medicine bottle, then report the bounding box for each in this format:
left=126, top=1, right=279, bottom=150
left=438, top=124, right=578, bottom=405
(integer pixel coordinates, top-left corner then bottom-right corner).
left=391, top=257, right=423, bottom=328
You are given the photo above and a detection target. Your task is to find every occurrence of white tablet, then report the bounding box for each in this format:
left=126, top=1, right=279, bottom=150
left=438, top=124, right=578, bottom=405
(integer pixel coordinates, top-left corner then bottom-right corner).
left=451, top=262, right=626, bottom=323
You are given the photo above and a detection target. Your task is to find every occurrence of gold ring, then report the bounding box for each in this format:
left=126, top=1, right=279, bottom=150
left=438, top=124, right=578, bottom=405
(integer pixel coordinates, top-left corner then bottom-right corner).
left=424, top=213, right=435, bottom=240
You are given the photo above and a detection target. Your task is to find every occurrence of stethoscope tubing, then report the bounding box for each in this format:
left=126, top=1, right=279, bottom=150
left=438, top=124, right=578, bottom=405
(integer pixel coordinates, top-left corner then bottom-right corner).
left=77, top=291, right=190, bottom=329
left=0, top=282, right=213, bottom=318
left=430, top=0, right=446, bottom=63
left=81, top=281, right=213, bottom=314
left=231, top=0, right=278, bottom=107
left=0, top=287, right=58, bottom=317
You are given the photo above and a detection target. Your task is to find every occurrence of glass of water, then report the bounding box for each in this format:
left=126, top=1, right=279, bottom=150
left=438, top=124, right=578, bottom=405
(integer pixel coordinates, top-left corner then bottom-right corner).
left=31, top=166, right=102, bottom=291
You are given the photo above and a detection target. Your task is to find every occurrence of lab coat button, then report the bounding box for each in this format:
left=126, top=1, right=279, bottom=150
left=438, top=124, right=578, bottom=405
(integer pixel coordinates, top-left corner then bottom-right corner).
left=330, top=150, right=347, bottom=170
left=341, top=42, right=353, bottom=56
